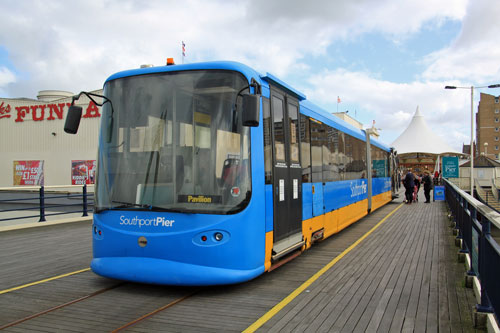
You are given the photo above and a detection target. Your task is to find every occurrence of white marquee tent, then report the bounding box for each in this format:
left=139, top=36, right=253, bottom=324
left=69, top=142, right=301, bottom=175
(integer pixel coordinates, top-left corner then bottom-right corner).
left=391, top=106, right=462, bottom=155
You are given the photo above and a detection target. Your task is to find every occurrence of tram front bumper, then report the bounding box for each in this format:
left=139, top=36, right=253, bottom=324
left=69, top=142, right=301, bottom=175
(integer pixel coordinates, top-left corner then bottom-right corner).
left=91, top=257, right=264, bottom=286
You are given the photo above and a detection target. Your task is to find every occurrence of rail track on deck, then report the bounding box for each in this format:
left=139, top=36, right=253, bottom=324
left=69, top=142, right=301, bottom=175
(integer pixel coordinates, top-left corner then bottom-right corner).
left=1, top=272, right=201, bottom=332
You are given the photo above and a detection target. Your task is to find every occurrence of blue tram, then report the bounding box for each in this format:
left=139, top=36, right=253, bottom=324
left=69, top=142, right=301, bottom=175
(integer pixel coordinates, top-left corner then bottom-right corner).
left=65, top=61, right=397, bottom=285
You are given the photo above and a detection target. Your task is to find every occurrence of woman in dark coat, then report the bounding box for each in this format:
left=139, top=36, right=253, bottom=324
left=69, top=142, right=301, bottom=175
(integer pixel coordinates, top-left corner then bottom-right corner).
left=422, top=171, right=432, bottom=203
left=404, top=170, right=415, bottom=204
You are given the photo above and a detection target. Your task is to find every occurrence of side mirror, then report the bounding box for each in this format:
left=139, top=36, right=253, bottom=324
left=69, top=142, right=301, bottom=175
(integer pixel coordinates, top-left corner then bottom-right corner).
left=64, top=105, right=83, bottom=134
left=242, top=94, right=260, bottom=127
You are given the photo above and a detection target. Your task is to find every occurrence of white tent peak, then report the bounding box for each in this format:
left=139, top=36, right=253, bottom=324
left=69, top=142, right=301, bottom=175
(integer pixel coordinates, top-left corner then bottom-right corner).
left=414, top=105, right=421, bottom=117
left=391, top=106, right=460, bottom=155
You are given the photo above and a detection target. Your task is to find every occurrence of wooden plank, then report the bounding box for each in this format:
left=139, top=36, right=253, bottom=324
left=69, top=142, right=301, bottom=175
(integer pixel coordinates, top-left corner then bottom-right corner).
left=340, top=212, right=415, bottom=331
left=425, top=205, right=440, bottom=331
left=360, top=212, right=422, bottom=331
left=438, top=207, right=452, bottom=331
left=375, top=210, right=423, bottom=332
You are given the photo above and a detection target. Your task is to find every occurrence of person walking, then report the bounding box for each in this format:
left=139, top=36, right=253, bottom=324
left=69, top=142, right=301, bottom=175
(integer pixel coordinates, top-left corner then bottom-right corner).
left=422, top=171, right=432, bottom=203
left=414, top=174, right=421, bottom=202
left=404, top=170, right=415, bottom=204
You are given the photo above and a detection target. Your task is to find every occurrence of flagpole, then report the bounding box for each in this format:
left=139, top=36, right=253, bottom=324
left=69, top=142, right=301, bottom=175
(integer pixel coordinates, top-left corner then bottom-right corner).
left=182, top=41, right=185, bottom=64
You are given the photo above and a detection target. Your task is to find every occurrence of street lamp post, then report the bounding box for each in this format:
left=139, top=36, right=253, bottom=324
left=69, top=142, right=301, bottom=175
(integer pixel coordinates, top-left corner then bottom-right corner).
left=445, top=84, right=500, bottom=195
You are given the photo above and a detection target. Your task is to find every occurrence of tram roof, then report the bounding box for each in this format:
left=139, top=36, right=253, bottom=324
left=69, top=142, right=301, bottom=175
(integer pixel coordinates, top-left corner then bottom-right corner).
left=105, top=61, right=262, bottom=85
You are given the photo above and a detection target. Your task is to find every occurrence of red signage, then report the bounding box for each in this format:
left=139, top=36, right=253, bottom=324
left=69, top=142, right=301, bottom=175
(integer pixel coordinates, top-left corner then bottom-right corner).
left=0, top=101, right=100, bottom=123
left=13, top=160, right=45, bottom=186
left=71, top=160, right=96, bottom=185
left=0, top=102, right=11, bottom=119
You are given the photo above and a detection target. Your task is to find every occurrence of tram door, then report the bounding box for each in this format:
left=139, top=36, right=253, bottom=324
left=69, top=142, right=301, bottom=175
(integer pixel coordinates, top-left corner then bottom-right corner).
left=270, top=88, right=303, bottom=254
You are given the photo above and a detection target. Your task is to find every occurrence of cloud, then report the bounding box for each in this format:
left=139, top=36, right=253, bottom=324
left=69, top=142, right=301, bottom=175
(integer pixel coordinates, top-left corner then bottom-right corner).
left=0, top=67, right=15, bottom=86
left=422, top=0, right=500, bottom=82
left=0, top=0, right=469, bottom=98
left=303, top=68, right=470, bottom=151
left=0, top=67, right=16, bottom=95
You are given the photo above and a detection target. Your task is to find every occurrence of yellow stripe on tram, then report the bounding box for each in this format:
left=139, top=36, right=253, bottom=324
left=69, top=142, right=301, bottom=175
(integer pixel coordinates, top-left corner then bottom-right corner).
left=0, top=268, right=91, bottom=295
left=243, top=203, right=404, bottom=333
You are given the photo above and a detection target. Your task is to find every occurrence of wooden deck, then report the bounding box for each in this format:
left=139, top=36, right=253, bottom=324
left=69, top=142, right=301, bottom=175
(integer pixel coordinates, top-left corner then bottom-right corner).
left=0, top=190, right=483, bottom=332
left=254, top=192, right=481, bottom=332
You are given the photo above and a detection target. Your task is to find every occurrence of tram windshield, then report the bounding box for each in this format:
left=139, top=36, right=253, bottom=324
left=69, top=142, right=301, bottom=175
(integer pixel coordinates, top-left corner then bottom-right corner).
left=95, top=70, right=251, bottom=214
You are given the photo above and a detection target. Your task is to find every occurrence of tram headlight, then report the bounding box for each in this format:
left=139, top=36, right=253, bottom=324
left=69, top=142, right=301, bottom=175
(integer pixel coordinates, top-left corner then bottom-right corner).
left=214, top=232, right=223, bottom=241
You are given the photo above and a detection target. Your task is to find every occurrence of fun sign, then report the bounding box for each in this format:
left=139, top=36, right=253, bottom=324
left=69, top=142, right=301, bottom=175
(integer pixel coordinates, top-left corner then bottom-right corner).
left=0, top=101, right=100, bottom=122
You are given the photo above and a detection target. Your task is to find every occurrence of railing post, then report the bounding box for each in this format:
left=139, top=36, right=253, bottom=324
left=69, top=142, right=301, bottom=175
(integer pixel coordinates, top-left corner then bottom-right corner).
left=476, top=218, right=494, bottom=314
left=39, top=186, right=46, bottom=222
left=82, top=183, right=88, bottom=217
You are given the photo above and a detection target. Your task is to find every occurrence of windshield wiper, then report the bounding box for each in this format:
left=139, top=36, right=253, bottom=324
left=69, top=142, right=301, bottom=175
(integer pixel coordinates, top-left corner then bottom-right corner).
left=107, top=201, right=189, bottom=213
left=110, top=200, right=151, bottom=210
left=148, top=206, right=190, bottom=213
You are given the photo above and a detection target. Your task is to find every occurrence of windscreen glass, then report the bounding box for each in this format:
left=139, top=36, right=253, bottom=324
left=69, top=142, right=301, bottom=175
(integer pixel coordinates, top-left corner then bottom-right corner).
left=96, top=70, right=251, bottom=214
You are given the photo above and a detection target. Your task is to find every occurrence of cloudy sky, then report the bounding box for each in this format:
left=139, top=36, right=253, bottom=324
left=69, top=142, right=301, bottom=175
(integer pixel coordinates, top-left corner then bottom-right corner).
left=1, top=0, right=500, bottom=151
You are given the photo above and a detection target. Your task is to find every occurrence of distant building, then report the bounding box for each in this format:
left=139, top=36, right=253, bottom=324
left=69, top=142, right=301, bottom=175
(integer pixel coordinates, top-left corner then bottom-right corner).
left=476, top=92, right=500, bottom=159
left=0, top=90, right=102, bottom=187
left=460, top=155, right=500, bottom=187
left=462, top=143, right=471, bottom=156
left=332, top=112, right=380, bottom=139
left=332, top=112, right=363, bottom=129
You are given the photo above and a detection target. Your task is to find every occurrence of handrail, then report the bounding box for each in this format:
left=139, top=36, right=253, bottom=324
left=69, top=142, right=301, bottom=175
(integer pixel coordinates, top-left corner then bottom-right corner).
left=0, top=184, right=94, bottom=222
left=0, top=184, right=94, bottom=191
left=491, top=178, right=500, bottom=201
left=475, top=178, right=487, bottom=202
left=445, top=178, right=500, bottom=324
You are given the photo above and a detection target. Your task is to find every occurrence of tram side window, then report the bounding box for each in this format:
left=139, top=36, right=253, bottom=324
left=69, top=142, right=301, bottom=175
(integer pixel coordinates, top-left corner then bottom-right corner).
left=371, top=145, right=388, bottom=178
left=323, top=126, right=341, bottom=182
left=263, top=97, right=272, bottom=184
left=288, top=103, right=300, bottom=164
left=344, top=135, right=367, bottom=180
left=337, top=131, right=346, bottom=180
left=310, top=120, right=325, bottom=183
left=300, top=115, right=311, bottom=183
left=272, top=96, right=286, bottom=162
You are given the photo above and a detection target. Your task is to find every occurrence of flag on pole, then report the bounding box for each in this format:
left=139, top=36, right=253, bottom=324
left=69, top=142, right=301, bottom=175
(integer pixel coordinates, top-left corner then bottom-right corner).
left=337, top=96, right=341, bottom=103
left=182, top=41, right=186, bottom=64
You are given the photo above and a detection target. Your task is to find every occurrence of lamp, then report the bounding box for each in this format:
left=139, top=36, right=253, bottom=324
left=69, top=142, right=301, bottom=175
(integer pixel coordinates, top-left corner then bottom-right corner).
left=445, top=84, right=500, bottom=195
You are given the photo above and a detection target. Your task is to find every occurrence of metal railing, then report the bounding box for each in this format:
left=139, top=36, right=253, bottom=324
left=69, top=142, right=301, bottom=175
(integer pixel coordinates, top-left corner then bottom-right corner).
left=475, top=178, right=486, bottom=200
left=445, top=178, right=500, bottom=324
left=0, top=185, right=94, bottom=223
left=491, top=178, right=500, bottom=201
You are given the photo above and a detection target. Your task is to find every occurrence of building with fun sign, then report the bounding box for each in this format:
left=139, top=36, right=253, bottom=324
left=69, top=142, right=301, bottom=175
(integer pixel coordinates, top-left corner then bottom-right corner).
left=0, top=90, right=102, bottom=187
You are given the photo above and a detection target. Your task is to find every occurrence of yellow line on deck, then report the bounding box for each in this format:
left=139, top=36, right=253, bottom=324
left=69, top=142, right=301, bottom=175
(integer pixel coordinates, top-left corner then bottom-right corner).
left=243, top=203, right=404, bottom=333
left=0, top=268, right=91, bottom=295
